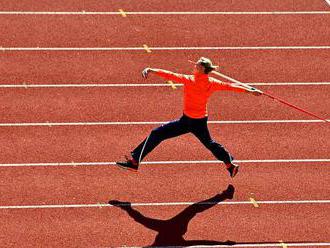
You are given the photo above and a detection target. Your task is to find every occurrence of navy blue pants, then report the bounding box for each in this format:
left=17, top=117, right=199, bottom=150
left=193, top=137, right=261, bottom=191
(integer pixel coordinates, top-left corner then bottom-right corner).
left=131, top=114, right=233, bottom=164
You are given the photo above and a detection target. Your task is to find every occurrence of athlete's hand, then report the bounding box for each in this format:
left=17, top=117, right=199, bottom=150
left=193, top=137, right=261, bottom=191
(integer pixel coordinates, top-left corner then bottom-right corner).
left=249, top=88, right=263, bottom=96
left=142, top=68, right=151, bottom=79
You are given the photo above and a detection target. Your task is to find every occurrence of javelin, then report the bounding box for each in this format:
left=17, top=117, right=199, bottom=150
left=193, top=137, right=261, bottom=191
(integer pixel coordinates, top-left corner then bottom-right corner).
left=188, top=60, right=329, bottom=123
left=213, top=70, right=329, bottom=123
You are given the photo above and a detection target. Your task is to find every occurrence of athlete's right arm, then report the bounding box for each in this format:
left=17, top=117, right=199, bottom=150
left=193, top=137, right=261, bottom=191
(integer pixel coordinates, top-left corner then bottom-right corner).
left=142, top=68, right=191, bottom=84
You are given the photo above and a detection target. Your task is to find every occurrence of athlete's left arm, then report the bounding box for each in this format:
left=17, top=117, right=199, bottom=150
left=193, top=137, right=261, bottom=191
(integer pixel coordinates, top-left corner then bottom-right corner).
left=210, top=77, right=263, bottom=96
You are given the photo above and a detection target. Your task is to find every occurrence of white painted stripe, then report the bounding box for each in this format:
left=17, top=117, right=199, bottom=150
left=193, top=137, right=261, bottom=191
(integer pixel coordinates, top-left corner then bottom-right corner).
left=0, top=119, right=328, bottom=127
left=1, top=46, right=330, bottom=51
left=0, top=159, right=329, bottom=167
left=0, top=82, right=330, bottom=88
left=0, top=11, right=330, bottom=15
left=326, top=0, right=330, bottom=6
left=134, top=243, right=330, bottom=248
left=123, top=242, right=330, bottom=248
left=194, top=244, right=330, bottom=248
left=0, top=83, right=179, bottom=88
left=0, top=199, right=330, bottom=209
left=250, top=82, right=330, bottom=86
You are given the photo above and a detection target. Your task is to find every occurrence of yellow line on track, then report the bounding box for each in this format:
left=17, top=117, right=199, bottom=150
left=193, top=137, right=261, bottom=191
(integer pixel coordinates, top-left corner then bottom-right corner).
left=166, top=81, right=177, bottom=89
left=118, top=9, right=127, bottom=17
left=143, top=44, right=152, bottom=53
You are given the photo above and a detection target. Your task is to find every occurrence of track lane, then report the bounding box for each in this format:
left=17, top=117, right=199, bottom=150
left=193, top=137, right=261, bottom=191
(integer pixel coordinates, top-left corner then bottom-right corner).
left=0, top=0, right=328, bottom=12
left=1, top=15, right=330, bottom=47
left=0, top=86, right=328, bottom=123
left=0, top=162, right=329, bottom=205
left=1, top=0, right=329, bottom=247
left=0, top=123, right=328, bottom=163
left=1, top=50, right=329, bottom=84
left=1, top=205, right=329, bottom=247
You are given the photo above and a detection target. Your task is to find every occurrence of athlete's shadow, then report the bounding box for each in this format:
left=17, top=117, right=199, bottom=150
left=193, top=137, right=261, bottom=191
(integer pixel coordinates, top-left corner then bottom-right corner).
left=109, top=184, right=236, bottom=247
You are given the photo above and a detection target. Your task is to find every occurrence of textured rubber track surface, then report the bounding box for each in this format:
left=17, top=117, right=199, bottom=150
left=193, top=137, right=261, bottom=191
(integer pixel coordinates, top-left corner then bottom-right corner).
left=0, top=0, right=329, bottom=247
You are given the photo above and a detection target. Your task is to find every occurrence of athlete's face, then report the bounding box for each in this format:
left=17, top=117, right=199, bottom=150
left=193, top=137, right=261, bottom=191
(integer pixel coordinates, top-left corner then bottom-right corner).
left=194, top=63, right=205, bottom=74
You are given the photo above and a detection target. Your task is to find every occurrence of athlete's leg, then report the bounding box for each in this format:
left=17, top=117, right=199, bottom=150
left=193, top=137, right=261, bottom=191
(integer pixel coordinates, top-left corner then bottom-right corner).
left=191, top=118, right=233, bottom=164
left=131, top=116, right=190, bottom=162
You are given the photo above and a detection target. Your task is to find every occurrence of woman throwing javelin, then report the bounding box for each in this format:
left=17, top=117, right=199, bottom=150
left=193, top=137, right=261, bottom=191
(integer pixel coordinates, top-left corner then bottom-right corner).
left=116, top=57, right=262, bottom=177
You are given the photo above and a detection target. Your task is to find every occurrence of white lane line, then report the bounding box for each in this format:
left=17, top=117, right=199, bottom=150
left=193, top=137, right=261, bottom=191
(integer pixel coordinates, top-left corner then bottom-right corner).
left=0, top=119, right=328, bottom=127
left=1, top=199, right=330, bottom=209
left=123, top=242, right=330, bottom=248
left=1, top=46, right=330, bottom=51
left=0, top=119, right=329, bottom=127
left=195, top=244, right=330, bottom=248
left=326, top=0, right=330, bottom=6
left=0, top=83, right=176, bottom=88
left=0, top=159, right=329, bottom=167
left=0, top=82, right=330, bottom=88
left=250, top=82, right=330, bottom=86
left=0, top=11, right=330, bottom=15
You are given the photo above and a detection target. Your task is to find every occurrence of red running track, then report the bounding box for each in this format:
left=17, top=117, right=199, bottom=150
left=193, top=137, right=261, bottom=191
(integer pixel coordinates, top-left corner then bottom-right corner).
left=0, top=0, right=328, bottom=12
left=1, top=50, right=330, bottom=84
left=0, top=163, right=329, bottom=205
left=0, top=123, right=329, bottom=163
left=0, top=0, right=330, bottom=247
left=1, top=15, right=330, bottom=47
left=1, top=205, right=330, bottom=247
left=0, top=86, right=328, bottom=122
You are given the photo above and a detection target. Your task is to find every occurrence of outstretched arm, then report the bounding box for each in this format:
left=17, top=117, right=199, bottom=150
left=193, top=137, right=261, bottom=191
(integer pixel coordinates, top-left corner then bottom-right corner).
left=142, top=68, right=191, bottom=84
left=109, top=200, right=162, bottom=231
left=210, top=77, right=263, bottom=96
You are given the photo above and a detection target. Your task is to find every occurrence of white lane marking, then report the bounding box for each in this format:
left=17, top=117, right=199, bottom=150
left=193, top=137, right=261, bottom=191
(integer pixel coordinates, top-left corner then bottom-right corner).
left=122, top=242, right=330, bottom=248
left=249, top=82, right=330, bottom=86
left=0, top=82, right=330, bottom=88
left=1, top=46, right=330, bottom=51
left=0, top=199, right=330, bottom=209
left=0, top=11, right=330, bottom=15
left=0, top=159, right=329, bottom=167
left=0, top=83, right=176, bottom=88
left=193, top=244, right=330, bottom=248
left=0, top=119, right=329, bottom=127
left=326, top=0, right=330, bottom=6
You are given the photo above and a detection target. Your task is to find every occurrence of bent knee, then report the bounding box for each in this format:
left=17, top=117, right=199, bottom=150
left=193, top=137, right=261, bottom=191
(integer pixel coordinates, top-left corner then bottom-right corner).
left=150, top=127, right=163, bottom=136
left=203, top=139, right=217, bottom=148
left=206, top=140, right=227, bottom=149
left=149, top=127, right=167, bottom=142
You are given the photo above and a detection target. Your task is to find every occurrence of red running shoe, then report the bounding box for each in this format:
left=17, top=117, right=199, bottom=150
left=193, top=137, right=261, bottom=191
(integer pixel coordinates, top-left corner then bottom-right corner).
left=116, top=156, right=139, bottom=171
left=226, top=163, right=239, bottom=178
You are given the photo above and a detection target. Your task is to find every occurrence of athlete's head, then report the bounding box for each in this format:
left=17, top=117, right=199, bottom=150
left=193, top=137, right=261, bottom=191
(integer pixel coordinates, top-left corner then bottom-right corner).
left=194, top=57, right=218, bottom=74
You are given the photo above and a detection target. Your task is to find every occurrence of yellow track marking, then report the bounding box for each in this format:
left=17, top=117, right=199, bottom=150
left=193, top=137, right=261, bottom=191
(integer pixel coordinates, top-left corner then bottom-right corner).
left=143, top=44, right=152, bottom=53
left=118, top=9, right=127, bottom=17
left=249, top=197, right=259, bottom=207
left=249, top=194, right=259, bottom=208
left=46, top=121, right=52, bottom=127
left=166, top=81, right=177, bottom=89
left=279, top=240, right=288, bottom=248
